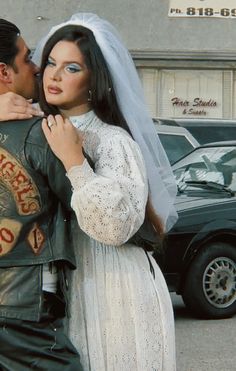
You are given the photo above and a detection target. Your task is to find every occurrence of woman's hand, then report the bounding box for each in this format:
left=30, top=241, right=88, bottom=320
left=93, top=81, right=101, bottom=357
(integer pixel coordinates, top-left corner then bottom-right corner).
left=42, top=114, right=85, bottom=171
left=0, top=92, right=44, bottom=121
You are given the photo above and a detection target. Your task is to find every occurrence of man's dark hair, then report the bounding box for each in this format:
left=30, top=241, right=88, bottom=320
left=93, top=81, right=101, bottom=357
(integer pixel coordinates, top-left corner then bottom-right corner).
left=0, top=19, right=20, bottom=69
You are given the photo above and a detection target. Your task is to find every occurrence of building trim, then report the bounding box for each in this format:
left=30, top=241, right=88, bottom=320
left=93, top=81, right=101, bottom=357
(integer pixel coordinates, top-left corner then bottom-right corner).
left=131, top=50, right=236, bottom=69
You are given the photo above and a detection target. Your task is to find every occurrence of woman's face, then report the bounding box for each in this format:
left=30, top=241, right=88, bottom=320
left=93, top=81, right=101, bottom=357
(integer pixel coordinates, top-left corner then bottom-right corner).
left=43, top=40, right=91, bottom=115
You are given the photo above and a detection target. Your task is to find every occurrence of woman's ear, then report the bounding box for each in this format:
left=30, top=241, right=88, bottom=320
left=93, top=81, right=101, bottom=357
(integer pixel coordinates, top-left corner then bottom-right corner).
left=0, top=63, right=12, bottom=84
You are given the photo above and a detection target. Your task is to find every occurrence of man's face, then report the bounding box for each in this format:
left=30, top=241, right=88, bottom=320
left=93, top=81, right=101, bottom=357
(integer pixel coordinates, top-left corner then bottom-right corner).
left=10, top=36, right=39, bottom=100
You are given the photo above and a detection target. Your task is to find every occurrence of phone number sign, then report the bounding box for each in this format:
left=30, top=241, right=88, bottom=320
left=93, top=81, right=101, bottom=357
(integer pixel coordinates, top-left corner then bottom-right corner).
left=169, top=0, right=236, bottom=18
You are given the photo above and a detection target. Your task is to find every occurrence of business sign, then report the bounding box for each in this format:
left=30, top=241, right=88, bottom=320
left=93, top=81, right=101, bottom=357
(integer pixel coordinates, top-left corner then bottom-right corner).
left=169, top=0, right=236, bottom=18
left=171, top=97, right=217, bottom=116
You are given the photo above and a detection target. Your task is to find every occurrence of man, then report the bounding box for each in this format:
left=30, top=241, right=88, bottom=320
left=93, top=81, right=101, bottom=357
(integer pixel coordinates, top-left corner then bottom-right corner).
left=0, top=19, right=83, bottom=370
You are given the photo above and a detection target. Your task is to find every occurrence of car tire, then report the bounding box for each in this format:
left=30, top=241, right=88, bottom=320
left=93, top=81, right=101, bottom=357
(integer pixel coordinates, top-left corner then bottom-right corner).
left=182, top=242, right=236, bottom=319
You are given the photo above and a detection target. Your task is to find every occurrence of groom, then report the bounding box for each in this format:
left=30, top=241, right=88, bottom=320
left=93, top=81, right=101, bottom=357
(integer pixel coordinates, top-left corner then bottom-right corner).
left=0, top=18, right=83, bottom=370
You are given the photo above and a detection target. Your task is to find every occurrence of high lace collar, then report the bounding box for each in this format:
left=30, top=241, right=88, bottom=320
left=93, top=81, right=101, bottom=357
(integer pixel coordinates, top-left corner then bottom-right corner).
left=70, top=110, right=96, bottom=129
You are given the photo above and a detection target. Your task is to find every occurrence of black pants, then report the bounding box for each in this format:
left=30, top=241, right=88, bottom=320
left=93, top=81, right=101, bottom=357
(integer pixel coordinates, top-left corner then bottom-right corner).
left=0, top=292, right=83, bottom=371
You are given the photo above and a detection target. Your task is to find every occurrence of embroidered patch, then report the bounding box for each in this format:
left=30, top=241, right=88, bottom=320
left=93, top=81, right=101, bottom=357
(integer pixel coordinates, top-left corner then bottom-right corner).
left=26, top=223, right=45, bottom=255
left=0, top=132, right=8, bottom=144
left=0, top=218, right=22, bottom=256
left=0, top=147, right=40, bottom=215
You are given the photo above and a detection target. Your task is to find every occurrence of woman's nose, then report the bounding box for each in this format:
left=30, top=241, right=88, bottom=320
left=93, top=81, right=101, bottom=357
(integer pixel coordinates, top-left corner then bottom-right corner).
left=51, top=69, right=61, bottom=81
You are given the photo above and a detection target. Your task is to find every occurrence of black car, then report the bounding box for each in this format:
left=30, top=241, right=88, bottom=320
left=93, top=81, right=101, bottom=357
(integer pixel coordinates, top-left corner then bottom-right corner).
left=159, top=141, right=236, bottom=319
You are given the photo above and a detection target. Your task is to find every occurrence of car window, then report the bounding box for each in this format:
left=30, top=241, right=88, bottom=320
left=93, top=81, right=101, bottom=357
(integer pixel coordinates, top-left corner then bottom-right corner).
left=180, top=126, right=236, bottom=144
left=173, top=146, right=236, bottom=190
left=158, top=133, right=195, bottom=164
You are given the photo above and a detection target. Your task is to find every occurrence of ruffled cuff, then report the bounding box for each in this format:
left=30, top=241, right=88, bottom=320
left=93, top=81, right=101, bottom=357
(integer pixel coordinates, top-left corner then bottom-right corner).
left=66, top=159, right=95, bottom=190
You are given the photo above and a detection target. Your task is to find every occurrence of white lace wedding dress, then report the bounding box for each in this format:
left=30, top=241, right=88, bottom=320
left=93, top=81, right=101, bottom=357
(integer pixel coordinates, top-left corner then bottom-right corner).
left=67, top=111, right=176, bottom=371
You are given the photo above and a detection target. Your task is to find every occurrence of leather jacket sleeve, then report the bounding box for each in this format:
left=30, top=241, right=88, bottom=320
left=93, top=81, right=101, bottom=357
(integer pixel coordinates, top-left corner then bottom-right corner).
left=25, top=120, right=72, bottom=209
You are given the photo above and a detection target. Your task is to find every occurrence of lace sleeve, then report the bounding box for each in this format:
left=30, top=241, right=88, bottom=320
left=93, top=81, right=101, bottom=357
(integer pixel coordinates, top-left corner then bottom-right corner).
left=67, top=132, right=148, bottom=245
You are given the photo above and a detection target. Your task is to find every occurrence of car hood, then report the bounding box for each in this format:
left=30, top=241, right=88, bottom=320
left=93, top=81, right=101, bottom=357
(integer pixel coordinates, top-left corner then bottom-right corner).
left=174, top=193, right=235, bottom=212
left=170, top=192, right=236, bottom=233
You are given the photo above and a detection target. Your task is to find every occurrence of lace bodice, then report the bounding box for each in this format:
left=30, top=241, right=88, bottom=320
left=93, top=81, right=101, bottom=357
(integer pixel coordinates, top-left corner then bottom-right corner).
left=67, top=111, right=148, bottom=245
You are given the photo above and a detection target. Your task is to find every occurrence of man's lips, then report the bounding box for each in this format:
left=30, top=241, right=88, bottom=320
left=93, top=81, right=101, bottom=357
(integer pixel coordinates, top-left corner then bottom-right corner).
left=47, top=85, right=62, bottom=94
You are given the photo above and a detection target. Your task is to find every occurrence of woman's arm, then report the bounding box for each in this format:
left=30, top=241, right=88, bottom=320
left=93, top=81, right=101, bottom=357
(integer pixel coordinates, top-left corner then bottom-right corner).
left=42, top=115, right=148, bottom=246
left=42, top=114, right=85, bottom=169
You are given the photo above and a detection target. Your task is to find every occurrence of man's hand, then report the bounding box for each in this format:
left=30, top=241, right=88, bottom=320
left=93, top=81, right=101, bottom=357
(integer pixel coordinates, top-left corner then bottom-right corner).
left=0, top=92, right=44, bottom=121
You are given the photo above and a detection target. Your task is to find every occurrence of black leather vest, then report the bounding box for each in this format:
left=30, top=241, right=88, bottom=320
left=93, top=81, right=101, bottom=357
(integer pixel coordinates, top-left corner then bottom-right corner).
left=0, top=117, right=76, bottom=268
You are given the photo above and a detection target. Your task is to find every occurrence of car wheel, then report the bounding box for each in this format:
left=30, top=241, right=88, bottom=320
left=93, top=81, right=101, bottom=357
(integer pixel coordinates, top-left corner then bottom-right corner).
left=182, top=242, right=236, bottom=319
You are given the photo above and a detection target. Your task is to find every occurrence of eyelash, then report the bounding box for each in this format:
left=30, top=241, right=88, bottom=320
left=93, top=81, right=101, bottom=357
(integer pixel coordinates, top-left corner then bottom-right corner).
left=66, top=65, right=80, bottom=73
left=46, top=60, right=81, bottom=73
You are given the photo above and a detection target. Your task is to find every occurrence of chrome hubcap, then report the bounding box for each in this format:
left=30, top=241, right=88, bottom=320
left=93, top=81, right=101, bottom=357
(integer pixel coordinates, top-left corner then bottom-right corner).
left=203, top=257, right=236, bottom=308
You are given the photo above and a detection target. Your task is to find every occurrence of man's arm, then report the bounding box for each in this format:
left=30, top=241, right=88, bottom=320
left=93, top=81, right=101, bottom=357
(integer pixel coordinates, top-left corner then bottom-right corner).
left=0, top=92, right=43, bottom=121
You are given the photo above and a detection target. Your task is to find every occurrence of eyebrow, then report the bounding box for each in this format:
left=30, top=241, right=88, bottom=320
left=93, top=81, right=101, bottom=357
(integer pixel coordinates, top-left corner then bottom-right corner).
left=48, top=55, right=83, bottom=66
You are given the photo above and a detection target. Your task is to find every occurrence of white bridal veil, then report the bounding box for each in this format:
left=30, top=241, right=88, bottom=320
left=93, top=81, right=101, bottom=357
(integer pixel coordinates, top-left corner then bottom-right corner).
left=33, top=12, right=178, bottom=231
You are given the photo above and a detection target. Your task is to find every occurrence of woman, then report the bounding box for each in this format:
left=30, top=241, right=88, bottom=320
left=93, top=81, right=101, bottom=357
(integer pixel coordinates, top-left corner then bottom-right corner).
left=35, top=13, right=177, bottom=371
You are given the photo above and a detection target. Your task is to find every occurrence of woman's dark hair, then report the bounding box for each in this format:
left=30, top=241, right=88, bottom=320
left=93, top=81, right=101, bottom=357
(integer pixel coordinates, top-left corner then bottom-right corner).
left=40, top=24, right=165, bottom=239
left=0, top=19, right=20, bottom=70
left=39, top=24, right=130, bottom=133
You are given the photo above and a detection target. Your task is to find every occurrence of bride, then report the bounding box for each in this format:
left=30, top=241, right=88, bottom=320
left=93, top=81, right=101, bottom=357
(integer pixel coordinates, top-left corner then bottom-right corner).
left=34, top=13, right=178, bottom=371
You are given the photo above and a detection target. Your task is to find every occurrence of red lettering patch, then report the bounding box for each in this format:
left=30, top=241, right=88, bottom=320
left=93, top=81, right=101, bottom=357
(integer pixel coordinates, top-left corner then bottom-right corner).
left=0, top=148, right=40, bottom=215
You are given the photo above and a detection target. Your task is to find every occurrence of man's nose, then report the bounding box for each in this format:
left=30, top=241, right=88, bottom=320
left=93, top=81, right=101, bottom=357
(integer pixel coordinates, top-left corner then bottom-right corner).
left=32, top=61, right=40, bottom=74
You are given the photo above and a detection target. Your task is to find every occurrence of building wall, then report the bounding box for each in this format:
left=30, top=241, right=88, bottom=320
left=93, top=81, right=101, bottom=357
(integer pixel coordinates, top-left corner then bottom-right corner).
left=3, top=0, right=236, bottom=52
left=3, top=0, right=236, bottom=119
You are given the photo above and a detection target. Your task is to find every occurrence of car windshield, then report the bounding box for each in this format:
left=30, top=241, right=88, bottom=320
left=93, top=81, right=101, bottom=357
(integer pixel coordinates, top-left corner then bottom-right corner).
left=158, top=133, right=195, bottom=164
left=173, top=146, right=236, bottom=192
